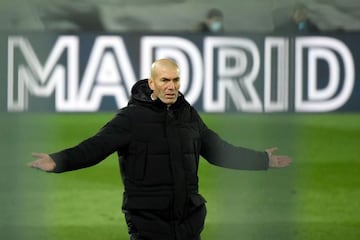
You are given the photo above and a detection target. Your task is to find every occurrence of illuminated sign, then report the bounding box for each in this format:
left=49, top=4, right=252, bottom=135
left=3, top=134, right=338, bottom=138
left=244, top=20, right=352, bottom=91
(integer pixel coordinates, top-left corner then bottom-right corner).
left=4, top=34, right=358, bottom=112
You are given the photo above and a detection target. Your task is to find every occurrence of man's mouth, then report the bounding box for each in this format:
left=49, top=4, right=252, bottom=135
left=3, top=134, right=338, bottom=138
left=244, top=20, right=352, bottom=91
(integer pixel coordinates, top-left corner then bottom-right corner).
left=166, top=93, right=176, bottom=98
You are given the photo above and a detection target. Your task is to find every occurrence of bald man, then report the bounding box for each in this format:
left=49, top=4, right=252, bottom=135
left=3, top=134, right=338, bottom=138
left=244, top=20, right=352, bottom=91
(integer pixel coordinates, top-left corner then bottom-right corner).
left=29, top=59, right=291, bottom=240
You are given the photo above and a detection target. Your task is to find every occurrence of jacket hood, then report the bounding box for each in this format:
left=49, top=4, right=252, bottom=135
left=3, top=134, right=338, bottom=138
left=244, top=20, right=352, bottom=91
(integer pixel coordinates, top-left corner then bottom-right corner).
left=129, top=79, right=185, bottom=109
left=130, top=79, right=153, bottom=103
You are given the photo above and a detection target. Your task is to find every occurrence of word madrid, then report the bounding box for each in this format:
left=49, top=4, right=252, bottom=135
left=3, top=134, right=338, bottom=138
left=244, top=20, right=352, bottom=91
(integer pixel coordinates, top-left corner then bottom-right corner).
left=7, top=35, right=354, bottom=112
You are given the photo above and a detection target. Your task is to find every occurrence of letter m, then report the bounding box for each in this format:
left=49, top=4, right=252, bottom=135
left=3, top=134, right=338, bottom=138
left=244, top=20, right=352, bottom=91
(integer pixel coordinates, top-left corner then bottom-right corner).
left=7, top=36, right=79, bottom=111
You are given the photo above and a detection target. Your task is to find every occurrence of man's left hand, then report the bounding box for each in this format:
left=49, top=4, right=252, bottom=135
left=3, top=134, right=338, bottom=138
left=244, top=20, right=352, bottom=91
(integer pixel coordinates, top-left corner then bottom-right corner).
left=266, top=147, right=292, bottom=168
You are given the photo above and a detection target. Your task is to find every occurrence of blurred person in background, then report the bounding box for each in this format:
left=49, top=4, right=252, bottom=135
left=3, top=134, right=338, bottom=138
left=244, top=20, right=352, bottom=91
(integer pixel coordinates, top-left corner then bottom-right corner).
left=28, top=58, right=291, bottom=240
left=195, top=8, right=224, bottom=33
left=274, top=3, right=320, bottom=34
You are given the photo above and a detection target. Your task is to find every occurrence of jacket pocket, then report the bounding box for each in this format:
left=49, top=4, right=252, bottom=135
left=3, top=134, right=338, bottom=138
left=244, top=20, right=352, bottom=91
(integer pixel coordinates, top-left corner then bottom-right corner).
left=123, top=194, right=172, bottom=237
left=189, top=193, right=206, bottom=207
left=179, top=194, right=207, bottom=238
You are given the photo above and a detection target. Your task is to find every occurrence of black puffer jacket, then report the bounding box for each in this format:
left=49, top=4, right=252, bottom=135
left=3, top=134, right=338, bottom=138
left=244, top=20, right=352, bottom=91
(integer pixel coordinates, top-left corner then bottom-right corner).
left=50, top=79, right=269, bottom=218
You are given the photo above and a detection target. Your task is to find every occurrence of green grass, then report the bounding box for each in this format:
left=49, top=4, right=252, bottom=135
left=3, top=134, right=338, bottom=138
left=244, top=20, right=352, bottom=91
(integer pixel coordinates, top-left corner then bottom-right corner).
left=293, top=114, right=360, bottom=240
left=1, top=113, right=359, bottom=240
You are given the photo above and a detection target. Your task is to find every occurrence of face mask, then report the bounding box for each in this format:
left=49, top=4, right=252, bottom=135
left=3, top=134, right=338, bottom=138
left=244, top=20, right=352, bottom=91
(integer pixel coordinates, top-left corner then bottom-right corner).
left=298, top=21, right=307, bottom=31
left=210, top=21, right=222, bottom=32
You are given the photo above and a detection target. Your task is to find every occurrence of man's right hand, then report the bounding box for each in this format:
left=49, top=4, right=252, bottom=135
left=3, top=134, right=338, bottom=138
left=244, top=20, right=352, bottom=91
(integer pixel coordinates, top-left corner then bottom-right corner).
left=28, top=153, right=56, bottom=172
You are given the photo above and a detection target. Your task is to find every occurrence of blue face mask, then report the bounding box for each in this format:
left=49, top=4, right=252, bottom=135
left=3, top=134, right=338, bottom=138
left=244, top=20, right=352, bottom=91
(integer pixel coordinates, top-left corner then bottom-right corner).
left=210, top=21, right=222, bottom=32
left=298, top=21, right=307, bottom=31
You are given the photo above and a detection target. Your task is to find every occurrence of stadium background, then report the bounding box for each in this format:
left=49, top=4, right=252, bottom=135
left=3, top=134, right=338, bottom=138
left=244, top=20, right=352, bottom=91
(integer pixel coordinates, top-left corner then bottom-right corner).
left=1, top=0, right=360, bottom=239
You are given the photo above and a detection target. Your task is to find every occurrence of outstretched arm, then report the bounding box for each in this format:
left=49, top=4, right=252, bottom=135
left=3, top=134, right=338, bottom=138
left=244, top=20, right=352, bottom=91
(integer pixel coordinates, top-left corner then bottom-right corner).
left=194, top=108, right=292, bottom=170
left=27, top=110, right=131, bottom=173
left=266, top=147, right=292, bottom=168
left=28, top=152, right=56, bottom=172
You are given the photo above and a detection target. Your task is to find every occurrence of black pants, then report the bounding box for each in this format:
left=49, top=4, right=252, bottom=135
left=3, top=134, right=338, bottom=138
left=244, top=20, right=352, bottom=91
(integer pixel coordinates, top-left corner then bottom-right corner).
left=125, top=204, right=206, bottom=240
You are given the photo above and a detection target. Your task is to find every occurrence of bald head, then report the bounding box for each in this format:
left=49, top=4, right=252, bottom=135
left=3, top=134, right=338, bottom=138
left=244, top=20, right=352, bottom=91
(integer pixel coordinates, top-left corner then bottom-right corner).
left=151, top=59, right=179, bottom=79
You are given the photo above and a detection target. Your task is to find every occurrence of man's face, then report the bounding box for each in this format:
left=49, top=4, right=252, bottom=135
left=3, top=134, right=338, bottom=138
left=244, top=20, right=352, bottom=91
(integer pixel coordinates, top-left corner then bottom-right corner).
left=293, top=9, right=307, bottom=22
left=148, top=65, right=180, bottom=105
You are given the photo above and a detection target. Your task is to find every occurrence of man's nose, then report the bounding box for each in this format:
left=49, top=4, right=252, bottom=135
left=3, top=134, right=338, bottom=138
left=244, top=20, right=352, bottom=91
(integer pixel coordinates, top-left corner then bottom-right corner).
left=168, top=81, right=175, bottom=89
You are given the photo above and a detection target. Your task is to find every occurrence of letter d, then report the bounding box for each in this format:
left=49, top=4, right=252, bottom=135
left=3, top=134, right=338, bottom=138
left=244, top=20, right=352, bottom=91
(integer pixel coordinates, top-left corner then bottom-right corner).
left=295, top=37, right=354, bottom=112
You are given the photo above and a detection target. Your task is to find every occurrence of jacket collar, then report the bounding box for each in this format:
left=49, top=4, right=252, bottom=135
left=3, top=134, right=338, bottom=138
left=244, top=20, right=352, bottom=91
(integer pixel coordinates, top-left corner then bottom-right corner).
left=128, top=79, right=185, bottom=111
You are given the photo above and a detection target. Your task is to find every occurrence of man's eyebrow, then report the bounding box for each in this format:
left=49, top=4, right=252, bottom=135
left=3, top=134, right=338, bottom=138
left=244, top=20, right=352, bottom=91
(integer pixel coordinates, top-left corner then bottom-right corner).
left=161, top=77, right=180, bottom=81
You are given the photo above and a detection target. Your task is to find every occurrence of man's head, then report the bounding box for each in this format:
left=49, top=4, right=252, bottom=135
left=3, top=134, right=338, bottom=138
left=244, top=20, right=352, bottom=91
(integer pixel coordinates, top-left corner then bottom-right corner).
left=206, top=8, right=224, bottom=33
left=148, top=59, right=180, bottom=106
left=292, top=4, right=308, bottom=23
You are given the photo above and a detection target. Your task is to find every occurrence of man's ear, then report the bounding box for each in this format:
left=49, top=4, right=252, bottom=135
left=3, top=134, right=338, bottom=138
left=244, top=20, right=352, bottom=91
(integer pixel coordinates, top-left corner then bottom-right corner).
left=148, top=78, right=155, bottom=90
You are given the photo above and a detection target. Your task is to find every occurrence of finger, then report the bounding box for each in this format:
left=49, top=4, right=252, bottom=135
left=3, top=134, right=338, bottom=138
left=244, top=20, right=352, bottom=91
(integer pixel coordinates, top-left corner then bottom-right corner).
left=28, top=160, right=39, bottom=169
left=28, top=160, right=48, bottom=171
left=266, top=147, right=278, bottom=154
left=276, top=155, right=292, bottom=162
left=31, top=152, right=44, bottom=158
left=278, top=158, right=292, bottom=166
